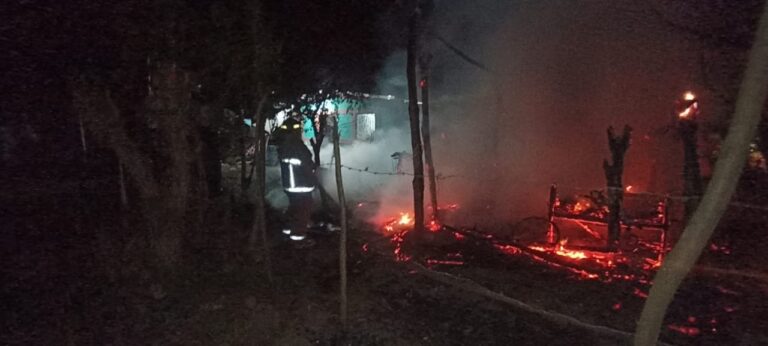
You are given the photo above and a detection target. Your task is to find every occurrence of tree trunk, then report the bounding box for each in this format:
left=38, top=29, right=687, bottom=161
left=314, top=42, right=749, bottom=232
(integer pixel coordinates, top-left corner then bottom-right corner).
left=248, top=96, right=273, bottom=281
left=603, top=126, right=631, bottom=251
left=407, top=6, right=425, bottom=235
left=312, top=140, right=322, bottom=167
left=200, top=124, right=221, bottom=197
left=634, top=3, right=768, bottom=344
left=420, top=55, right=439, bottom=222
left=679, top=122, right=703, bottom=222
left=118, top=158, right=128, bottom=209
left=78, top=112, right=87, bottom=162
left=310, top=107, right=327, bottom=168
left=240, top=115, right=249, bottom=200
left=332, top=117, right=349, bottom=329
left=242, top=99, right=270, bottom=195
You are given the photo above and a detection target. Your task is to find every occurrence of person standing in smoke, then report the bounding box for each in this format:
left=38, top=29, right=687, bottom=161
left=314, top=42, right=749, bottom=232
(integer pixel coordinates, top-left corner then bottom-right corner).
left=275, top=115, right=316, bottom=247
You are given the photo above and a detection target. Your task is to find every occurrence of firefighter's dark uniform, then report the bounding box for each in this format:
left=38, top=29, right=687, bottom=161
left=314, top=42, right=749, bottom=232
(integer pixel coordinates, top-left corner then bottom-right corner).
left=276, top=117, right=316, bottom=241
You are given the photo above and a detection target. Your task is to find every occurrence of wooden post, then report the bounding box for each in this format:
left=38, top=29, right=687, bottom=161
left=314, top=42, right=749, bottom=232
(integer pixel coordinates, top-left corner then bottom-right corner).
left=118, top=158, right=128, bottom=209
left=249, top=95, right=272, bottom=283
left=546, top=184, right=557, bottom=244
left=420, top=54, right=439, bottom=222
left=677, top=105, right=704, bottom=223
left=603, top=126, right=632, bottom=251
left=78, top=112, right=87, bottom=163
left=332, top=117, right=349, bottom=328
left=658, top=197, right=671, bottom=263
left=240, top=114, right=249, bottom=200
left=407, top=4, right=425, bottom=235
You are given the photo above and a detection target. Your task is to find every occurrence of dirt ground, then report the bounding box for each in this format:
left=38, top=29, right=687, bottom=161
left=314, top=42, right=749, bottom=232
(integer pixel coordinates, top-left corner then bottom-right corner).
left=5, top=174, right=768, bottom=345
left=2, top=220, right=619, bottom=345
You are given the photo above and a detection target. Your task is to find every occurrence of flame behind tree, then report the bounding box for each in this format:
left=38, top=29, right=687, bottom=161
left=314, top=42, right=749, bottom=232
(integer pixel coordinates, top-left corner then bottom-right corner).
left=675, top=91, right=704, bottom=222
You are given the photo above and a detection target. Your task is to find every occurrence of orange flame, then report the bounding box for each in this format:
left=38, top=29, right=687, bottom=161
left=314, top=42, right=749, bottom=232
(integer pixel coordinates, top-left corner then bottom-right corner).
left=679, top=105, right=694, bottom=118
left=573, top=200, right=589, bottom=213
left=555, top=239, right=587, bottom=260
left=383, top=212, right=415, bottom=232
left=678, top=91, right=698, bottom=119
left=398, top=212, right=413, bottom=225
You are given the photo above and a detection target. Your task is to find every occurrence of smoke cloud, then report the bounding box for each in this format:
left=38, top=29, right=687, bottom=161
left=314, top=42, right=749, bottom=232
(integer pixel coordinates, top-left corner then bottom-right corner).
left=322, top=0, right=708, bottom=228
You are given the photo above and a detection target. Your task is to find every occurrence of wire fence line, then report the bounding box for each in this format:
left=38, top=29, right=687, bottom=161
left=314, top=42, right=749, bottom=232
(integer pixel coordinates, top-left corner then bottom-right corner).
left=8, top=164, right=768, bottom=212
left=319, top=163, right=461, bottom=180
left=320, top=163, right=768, bottom=212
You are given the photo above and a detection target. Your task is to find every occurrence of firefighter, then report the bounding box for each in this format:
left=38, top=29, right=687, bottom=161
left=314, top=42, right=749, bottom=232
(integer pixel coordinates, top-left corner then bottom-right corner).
left=275, top=115, right=316, bottom=246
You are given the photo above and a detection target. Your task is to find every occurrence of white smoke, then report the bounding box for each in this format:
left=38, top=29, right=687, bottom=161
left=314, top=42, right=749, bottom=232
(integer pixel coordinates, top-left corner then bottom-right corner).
left=317, top=0, right=705, bottom=228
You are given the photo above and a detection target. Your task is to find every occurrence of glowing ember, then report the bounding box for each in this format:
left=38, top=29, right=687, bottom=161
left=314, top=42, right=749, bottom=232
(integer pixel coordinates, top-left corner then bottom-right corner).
left=573, top=220, right=603, bottom=240
left=439, top=203, right=460, bottom=211
left=391, top=231, right=411, bottom=262
left=668, top=324, right=701, bottom=337
left=554, top=239, right=587, bottom=260
left=554, top=248, right=587, bottom=260
left=526, top=240, right=614, bottom=264
left=496, top=244, right=601, bottom=280
left=642, top=258, right=661, bottom=270
left=497, top=244, right=523, bottom=256
left=428, top=220, right=442, bottom=232
left=678, top=92, right=698, bottom=119
left=633, top=287, right=648, bottom=298
left=625, top=185, right=633, bottom=192
left=678, top=105, right=694, bottom=118
left=709, top=243, right=732, bottom=255
left=426, top=259, right=465, bottom=266
left=573, top=200, right=589, bottom=213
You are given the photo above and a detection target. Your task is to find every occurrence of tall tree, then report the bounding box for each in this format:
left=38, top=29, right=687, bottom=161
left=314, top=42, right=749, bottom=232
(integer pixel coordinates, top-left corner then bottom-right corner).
left=634, top=2, right=768, bottom=344
left=74, top=62, right=204, bottom=272
left=68, top=0, right=221, bottom=272
left=203, top=0, right=280, bottom=265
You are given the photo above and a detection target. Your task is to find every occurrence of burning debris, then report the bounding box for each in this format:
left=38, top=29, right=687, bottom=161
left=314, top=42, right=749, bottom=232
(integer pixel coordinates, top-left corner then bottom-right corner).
left=556, top=190, right=610, bottom=220
left=668, top=324, right=701, bottom=337
left=379, top=206, right=656, bottom=283
left=383, top=212, right=414, bottom=232
left=676, top=91, right=699, bottom=120
left=373, top=205, right=752, bottom=342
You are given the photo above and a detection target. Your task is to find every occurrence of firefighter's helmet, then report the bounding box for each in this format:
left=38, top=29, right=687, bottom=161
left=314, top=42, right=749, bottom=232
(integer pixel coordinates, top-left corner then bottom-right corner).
left=280, top=117, right=303, bottom=132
